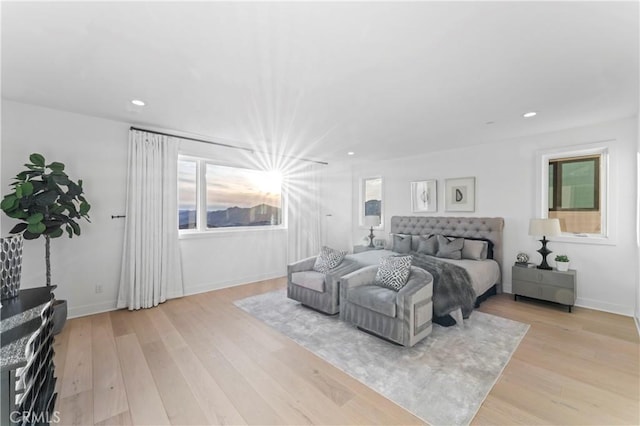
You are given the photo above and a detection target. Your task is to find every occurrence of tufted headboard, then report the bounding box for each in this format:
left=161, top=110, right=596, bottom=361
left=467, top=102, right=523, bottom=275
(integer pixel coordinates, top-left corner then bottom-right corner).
left=390, top=216, right=505, bottom=292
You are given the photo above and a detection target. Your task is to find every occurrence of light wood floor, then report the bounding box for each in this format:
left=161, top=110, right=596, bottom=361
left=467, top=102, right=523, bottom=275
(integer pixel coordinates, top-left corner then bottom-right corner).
left=53, top=278, right=639, bottom=425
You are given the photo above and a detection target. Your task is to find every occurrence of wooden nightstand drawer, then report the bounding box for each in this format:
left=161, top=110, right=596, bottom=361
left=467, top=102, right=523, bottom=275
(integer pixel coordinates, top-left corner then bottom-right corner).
left=512, top=265, right=577, bottom=311
left=512, top=267, right=575, bottom=289
left=512, top=280, right=576, bottom=306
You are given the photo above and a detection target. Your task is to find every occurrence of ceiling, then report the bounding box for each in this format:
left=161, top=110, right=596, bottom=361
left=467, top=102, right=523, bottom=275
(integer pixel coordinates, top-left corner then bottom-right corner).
left=2, top=1, right=638, bottom=163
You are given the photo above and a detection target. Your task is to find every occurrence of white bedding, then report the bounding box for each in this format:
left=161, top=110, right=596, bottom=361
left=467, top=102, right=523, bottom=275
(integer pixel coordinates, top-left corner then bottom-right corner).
left=346, top=249, right=500, bottom=296
left=437, top=258, right=500, bottom=296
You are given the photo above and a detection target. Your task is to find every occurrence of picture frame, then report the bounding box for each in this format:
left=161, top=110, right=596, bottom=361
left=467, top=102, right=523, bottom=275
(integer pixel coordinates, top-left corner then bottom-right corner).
left=411, top=180, right=437, bottom=213
left=445, top=177, right=475, bottom=212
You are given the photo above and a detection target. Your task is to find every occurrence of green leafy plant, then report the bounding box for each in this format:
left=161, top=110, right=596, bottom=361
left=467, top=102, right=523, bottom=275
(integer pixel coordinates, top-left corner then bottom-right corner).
left=555, top=254, right=569, bottom=262
left=1, top=153, right=91, bottom=286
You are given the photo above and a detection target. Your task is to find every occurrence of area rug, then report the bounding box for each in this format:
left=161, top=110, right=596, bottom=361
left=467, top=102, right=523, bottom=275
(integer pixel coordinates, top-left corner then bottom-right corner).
left=234, top=289, right=529, bottom=426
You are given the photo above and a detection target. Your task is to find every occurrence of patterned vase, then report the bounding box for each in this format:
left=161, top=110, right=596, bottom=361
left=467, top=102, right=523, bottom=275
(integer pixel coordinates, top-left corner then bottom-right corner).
left=1, top=234, right=24, bottom=300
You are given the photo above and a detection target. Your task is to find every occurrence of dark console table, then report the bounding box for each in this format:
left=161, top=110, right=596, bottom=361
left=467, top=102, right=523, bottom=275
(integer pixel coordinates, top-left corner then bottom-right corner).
left=1, top=286, right=58, bottom=425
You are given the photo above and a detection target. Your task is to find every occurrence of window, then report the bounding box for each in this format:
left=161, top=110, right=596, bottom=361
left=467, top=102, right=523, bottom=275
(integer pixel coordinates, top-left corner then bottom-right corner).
left=548, top=155, right=601, bottom=233
left=538, top=143, right=610, bottom=242
left=178, top=157, right=284, bottom=232
left=361, top=177, right=383, bottom=226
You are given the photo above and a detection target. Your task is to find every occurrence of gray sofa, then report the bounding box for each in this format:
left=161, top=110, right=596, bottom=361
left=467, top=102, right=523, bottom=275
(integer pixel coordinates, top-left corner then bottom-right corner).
left=287, top=256, right=361, bottom=315
left=340, top=265, right=433, bottom=347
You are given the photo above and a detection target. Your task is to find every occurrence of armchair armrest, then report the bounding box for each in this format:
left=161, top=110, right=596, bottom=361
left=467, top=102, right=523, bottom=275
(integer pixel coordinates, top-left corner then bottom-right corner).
left=340, top=265, right=378, bottom=296
left=287, top=256, right=317, bottom=275
left=397, top=266, right=433, bottom=320
left=397, top=267, right=432, bottom=298
left=325, top=258, right=361, bottom=280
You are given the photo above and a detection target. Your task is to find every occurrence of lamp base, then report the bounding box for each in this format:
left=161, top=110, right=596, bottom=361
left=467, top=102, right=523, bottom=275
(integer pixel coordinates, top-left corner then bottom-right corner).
left=536, top=236, right=553, bottom=270
left=368, top=226, right=375, bottom=248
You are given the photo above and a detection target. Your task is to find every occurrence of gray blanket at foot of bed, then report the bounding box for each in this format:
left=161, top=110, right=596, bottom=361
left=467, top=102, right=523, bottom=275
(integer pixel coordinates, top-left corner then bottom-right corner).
left=410, top=252, right=476, bottom=318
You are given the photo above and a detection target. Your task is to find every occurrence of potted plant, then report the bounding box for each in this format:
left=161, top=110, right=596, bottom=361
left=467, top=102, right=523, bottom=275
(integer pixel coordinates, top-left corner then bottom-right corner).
left=0, top=153, right=90, bottom=333
left=555, top=254, right=570, bottom=272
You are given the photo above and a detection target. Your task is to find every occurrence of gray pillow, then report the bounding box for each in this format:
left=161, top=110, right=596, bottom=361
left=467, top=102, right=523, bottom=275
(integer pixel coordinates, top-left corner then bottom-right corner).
left=375, top=255, right=413, bottom=291
left=462, top=239, right=488, bottom=260
left=417, top=234, right=438, bottom=255
left=436, top=235, right=463, bottom=259
left=312, top=246, right=347, bottom=273
left=392, top=234, right=412, bottom=254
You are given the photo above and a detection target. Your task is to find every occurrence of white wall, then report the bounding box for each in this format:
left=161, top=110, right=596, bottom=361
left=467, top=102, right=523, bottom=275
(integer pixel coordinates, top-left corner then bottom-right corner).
left=1, top=101, right=129, bottom=317
left=176, top=138, right=288, bottom=295
left=346, top=116, right=639, bottom=316
left=0, top=101, right=288, bottom=317
left=636, top=111, right=640, bottom=330
left=321, top=160, right=354, bottom=250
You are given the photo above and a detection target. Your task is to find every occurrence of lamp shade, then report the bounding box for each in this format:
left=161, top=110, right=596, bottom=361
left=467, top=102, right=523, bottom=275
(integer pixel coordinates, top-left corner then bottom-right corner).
left=529, top=218, right=561, bottom=237
left=364, top=215, right=381, bottom=227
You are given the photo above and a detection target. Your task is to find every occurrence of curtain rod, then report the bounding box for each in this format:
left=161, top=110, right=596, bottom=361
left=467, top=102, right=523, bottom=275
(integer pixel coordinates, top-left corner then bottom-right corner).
left=130, top=126, right=328, bottom=165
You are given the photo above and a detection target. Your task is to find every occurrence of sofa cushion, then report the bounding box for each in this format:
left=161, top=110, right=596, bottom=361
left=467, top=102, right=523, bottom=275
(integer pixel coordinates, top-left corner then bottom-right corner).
left=313, top=246, right=347, bottom=273
left=346, top=285, right=397, bottom=317
left=375, top=255, right=413, bottom=291
left=291, top=271, right=325, bottom=293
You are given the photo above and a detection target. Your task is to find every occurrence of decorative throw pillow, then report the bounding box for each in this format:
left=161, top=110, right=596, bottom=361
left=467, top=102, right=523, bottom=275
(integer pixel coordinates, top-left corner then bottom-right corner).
left=312, top=246, right=347, bottom=273
left=417, top=234, right=438, bottom=255
left=435, top=235, right=463, bottom=259
left=391, top=234, right=412, bottom=254
left=461, top=239, right=488, bottom=260
left=375, top=255, right=413, bottom=291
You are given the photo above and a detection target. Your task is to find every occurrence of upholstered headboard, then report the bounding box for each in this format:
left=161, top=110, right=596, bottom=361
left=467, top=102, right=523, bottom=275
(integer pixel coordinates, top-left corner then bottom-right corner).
left=390, top=216, right=505, bottom=292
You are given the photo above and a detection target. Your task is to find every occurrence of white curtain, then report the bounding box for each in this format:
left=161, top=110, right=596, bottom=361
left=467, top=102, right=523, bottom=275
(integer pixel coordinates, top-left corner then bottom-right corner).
left=287, top=163, right=323, bottom=262
left=117, top=130, right=184, bottom=310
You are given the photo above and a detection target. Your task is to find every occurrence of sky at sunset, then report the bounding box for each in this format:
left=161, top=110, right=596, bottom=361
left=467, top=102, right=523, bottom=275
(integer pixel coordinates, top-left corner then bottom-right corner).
left=179, top=160, right=281, bottom=211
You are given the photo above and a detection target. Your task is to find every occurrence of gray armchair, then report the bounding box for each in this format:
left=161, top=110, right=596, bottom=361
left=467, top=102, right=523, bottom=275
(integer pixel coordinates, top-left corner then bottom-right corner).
left=340, top=265, right=433, bottom=347
left=287, top=256, right=361, bottom=315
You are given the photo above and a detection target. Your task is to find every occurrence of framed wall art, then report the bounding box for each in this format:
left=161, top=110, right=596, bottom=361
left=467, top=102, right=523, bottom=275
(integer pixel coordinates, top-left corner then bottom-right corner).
left=411, top=180, right=437, bottom=213
left=445, top=177, right=475, bottom=212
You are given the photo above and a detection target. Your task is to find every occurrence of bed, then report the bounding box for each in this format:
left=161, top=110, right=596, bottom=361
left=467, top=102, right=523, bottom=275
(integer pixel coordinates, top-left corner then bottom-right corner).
left=346, top=216, right=504, bottom=326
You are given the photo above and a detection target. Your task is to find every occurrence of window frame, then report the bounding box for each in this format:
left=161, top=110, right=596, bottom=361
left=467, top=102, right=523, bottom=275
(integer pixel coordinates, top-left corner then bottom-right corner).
left=536, top=141, right=614, bottom=245
left=359, top=176, right=384, bottom=229
left=178, top=155, right=287, bottom=236
left=548, top=155, right=600, bottom=212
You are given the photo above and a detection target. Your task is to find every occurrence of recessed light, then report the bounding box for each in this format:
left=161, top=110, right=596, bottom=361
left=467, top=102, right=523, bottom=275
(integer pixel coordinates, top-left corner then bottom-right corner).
left=523, top=111, right=537, bottom=118
left=347, top=151, right=355, bottom=156
left=485, top=121, right=495, bottom=125
left=131, top=99, right=146, bottom=106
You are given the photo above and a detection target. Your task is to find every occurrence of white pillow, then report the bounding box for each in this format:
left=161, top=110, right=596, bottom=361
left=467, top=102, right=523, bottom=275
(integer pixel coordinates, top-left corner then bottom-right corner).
left=312, top=246, right=347, bottom=273
left=462, top=239, right=488, bottom=260
left=375, top=255, right=413, bottom=291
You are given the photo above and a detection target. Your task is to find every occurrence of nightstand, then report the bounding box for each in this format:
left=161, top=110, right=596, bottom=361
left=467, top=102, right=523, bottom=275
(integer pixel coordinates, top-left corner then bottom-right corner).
left=353, top=245, right=383, bottom=254
left=512, top=266, right=577, bottom=312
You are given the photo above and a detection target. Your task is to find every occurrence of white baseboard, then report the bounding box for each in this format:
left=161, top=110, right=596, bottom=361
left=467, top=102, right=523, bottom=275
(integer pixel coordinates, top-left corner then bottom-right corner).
left=635, top=315, right=640, bottom=337
left=574, top=297, right=634, bottom=317
left=503, top=291, right=635, bottom=317
left=66, top=272, right=284, bottom=319
left=183, top=271, right=284, bottom=297
left=68, top=300, right=119, bottom=319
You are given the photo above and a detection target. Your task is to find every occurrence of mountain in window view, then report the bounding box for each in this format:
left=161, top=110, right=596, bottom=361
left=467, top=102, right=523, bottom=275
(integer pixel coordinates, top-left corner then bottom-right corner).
left=179, top=203, right=281, bottom=229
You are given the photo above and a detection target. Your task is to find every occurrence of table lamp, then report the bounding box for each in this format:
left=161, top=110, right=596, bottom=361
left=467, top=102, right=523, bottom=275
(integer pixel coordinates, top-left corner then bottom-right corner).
left=364, top=215, right=381, bottom=248
left=529, top=218, right=561, bottom=270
